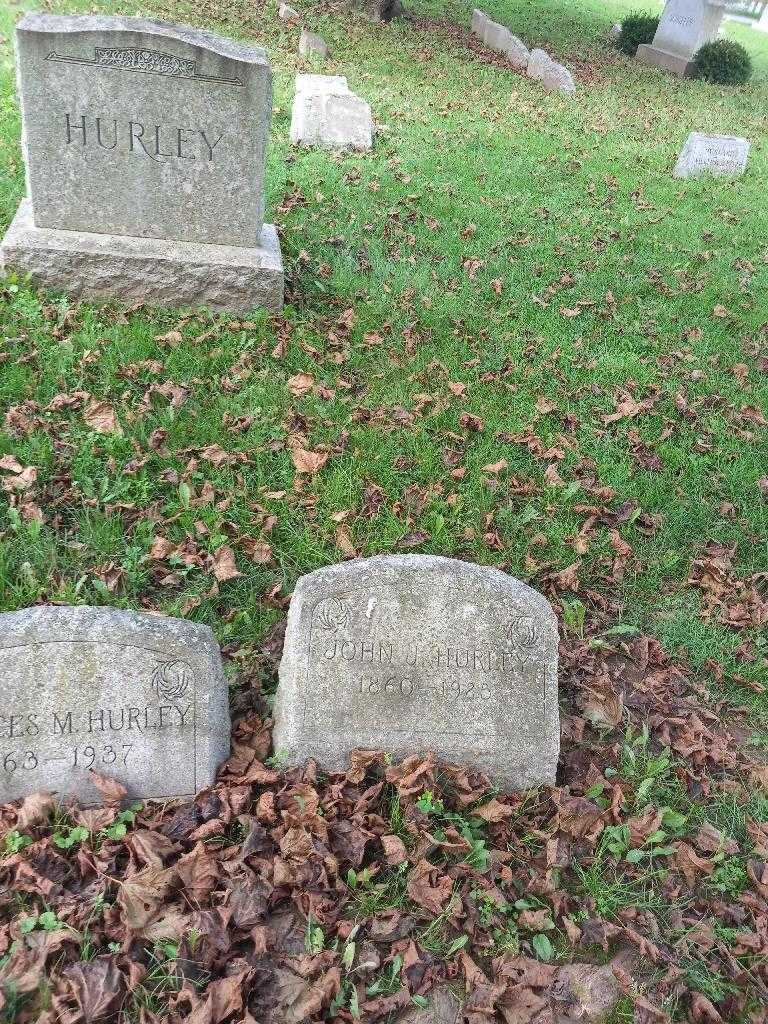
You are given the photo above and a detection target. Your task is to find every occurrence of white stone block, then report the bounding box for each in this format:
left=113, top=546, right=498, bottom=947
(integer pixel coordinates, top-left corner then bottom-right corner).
left=541, top=62, right=576, bottom=95
left=290, top=73, right=373, bottom=151
left=471, top=8, right=486, bottom=35
left=506, top=33, right=530, bottom=69
left=527, top=47, right=554, bottom=80
left=484, top=20, right=512, bottom=54
left=299, top=29, right=329, bottom=58
left=673, top=132, right=750, bottom=178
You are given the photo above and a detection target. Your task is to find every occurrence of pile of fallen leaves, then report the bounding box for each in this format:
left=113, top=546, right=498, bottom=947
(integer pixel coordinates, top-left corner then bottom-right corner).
left=1, top=630, right=767, bottom=1024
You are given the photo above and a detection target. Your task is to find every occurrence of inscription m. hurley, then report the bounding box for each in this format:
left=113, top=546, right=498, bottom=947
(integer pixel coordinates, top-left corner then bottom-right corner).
left=63, top=113, right=224, bottom=162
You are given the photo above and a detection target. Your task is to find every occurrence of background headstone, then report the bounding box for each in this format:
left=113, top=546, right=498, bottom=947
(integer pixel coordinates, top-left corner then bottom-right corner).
left=506, top=34, right=530, bottom=70
left=0, top=606, right=230, bottom=805
left=674, top=132, right=750, bottom=178
left=484, top=21, right=512, bottom=54
left=527, top=47, right=554, bottom=80
left=637, top=0, right=727, bottom=76
left=273, top=555, right=560, bottom=791
left=542, top=62, right=576, bottom=95
left=290, top=73, right=373, bottom=151
left=471, top=9, right=487, bottom=36
left=1, top=15, right=283, bottom=312
left=299, top=29, right=330, bottom=58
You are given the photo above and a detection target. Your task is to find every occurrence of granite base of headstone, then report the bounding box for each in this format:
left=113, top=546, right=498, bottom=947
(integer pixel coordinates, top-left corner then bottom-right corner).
left=0, top=606, right=230, bottom=806
left=272, top=555, right=560, bottom=791
left=0, top=15, right=284, bottom=313
left=636, top=0, right=727, bottom=76
left=674, top=132, right=750, bottom=178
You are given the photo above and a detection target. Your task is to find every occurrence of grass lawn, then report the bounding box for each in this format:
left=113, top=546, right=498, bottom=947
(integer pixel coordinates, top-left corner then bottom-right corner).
left=1, top=0, right=767, bottom=1019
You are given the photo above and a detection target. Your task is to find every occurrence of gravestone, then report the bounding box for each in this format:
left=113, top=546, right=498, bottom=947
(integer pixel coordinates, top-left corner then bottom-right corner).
left=637, top=0, right=727, bottom=76
left=0, top=606, right=230, bottom=805
left=272, top=556, right=560, bottom=790
left=290, top=74, right=373, bottom=151
left=506, top=34, right=530, bottom=70
left=299, top=29, right=330, bottom=59
left=527, top=48, right=554, bottom=81
left=471, top=9, right=488, bottom=36
left=542, top=62, right=576, bottom=95
left=0, top=14, right=283, bottom=312
left=674, top=132, right=750, bottom=178
left=484, top=20, right=512, bottom=55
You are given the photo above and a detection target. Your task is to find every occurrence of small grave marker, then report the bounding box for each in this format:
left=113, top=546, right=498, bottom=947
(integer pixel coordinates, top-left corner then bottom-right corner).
left=0, top=606, right=230, bottom=805
left=273, top=556, right=560, bottom=790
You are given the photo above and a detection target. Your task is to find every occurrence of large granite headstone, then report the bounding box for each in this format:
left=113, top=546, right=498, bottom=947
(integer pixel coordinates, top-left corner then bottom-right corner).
left=0, top=607, right=230, bottom=805
left=0, top=15, right=283, bottom=312
left=674, top=132, right=750, bottom=178
left=273, top=556, right=560, bottom=790
left=637, top=0, right=727, bottom=76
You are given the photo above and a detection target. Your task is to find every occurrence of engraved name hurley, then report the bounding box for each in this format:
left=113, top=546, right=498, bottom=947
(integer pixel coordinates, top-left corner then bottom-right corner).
left=14, top=15, right=273, bottom=246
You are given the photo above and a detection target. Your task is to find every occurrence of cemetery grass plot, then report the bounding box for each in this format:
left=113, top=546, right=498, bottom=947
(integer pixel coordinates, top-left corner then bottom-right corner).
left=0, top=0, right=767, bottom=1020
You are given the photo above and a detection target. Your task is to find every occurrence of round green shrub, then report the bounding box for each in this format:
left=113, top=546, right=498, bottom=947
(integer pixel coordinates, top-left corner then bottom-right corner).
left=617, top=13, right=659, bottom=55
left=693, top=39, right=752, bottom=85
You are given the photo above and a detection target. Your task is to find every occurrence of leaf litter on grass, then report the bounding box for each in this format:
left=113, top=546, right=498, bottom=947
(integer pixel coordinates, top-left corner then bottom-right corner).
left=2, top=624, right=768, bottom=1023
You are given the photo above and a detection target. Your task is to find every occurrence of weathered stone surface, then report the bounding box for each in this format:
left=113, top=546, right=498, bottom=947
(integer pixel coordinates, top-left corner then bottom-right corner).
left=299, top=29, right=329, bottom=58
left=0, top=606, right=230, bottom=805
left=673, top=132, right=750, bottom=178
left=506, top=33, right=530, bottom=69
left=272, top=555, right=560, bottom=791
left=1, top=198, right=284, bottom=313
left=527, top=47, right=554, bottom=80
left=552, top=960, right=625, bottom=1022
left=541, top=62, right=576, bottom=95
left=279, top=3, right=301, bottom=22
left=471, top=9, right=487, bottom=35
left=637, top=0, right=726, bottom=76
left=14, top=14, right=272, bottom=246
left=289, top=73, right=373, bottom=151
left=484, top=20, right=512, bottom=54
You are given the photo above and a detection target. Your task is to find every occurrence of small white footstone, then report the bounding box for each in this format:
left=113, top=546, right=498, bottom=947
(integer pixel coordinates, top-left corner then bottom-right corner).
left=290, top=73, right=373, bottom=151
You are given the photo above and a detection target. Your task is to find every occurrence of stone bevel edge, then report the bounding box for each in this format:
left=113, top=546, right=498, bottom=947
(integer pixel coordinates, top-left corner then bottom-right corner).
left=16, top=12, right=270, bottom=68
left=0, top=604, right=222, bottom=665
left=290, top=555, right=559, bottom=626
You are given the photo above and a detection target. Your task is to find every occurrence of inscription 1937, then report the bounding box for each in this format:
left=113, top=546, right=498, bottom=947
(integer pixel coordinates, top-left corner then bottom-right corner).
left=0, top=702, right=193, bottom=778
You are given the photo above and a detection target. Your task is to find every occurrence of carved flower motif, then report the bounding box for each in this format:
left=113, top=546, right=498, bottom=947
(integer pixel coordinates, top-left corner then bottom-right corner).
left=314, top=598, right=351, bottom=632
left=152, top=659, right=194, bottom=700
left=509, top=615, right=538, bottom=649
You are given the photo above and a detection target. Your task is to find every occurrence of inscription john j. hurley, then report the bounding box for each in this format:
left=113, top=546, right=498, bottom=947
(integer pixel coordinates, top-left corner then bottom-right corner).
left=15, top=14, right=272, bottom=246
left=273, top=556, right=560, bottom=791
left=0, top=607, right=230, bottom=805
